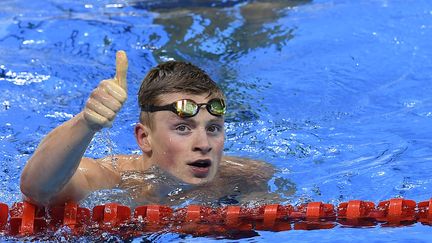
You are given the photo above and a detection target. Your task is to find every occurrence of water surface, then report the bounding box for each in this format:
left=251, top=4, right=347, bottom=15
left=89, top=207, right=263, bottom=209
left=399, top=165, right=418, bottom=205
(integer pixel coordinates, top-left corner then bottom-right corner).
left=1, top=0, right=432, bottom=242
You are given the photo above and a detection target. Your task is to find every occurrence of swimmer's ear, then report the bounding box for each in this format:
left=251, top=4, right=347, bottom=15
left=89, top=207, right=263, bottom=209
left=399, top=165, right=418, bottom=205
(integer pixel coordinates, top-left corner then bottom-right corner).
left=134, top=123, right=152, bottom=153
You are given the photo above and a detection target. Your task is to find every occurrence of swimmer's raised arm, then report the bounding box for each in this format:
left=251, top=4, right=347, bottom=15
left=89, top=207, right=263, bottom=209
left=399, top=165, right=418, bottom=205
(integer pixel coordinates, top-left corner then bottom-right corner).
left=20, top=51, right=128, bottom=206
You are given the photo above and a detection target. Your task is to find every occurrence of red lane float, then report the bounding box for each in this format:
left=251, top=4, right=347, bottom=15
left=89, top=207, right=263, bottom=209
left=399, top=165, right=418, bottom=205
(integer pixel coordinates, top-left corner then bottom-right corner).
left=418, top=198, right=432, bottom=225
left=1, top=198, right=431, bottom=237
left=0, top=202, right=8, bottom=232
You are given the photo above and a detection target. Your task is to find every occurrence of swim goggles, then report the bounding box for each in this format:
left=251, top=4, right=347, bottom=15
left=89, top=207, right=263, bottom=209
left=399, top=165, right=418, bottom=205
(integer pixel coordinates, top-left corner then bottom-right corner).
left=141, top=98, right=226, bottom=118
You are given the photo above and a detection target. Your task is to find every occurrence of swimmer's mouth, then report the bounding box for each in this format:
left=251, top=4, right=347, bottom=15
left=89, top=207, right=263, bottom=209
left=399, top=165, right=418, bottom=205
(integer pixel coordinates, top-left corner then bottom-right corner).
left=188, top=159, right=212, bottom=168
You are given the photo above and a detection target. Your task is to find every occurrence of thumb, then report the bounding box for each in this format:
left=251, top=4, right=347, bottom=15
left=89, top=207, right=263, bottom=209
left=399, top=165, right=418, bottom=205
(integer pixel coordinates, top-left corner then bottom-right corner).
left=114, top=50, right=128, bottom=91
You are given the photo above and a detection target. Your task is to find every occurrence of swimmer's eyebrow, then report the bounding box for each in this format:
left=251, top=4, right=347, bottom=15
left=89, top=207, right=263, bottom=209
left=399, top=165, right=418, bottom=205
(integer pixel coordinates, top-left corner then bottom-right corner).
left=208, top=117, right=224, bottom=124
left=166, top=114, right=224, bottom=124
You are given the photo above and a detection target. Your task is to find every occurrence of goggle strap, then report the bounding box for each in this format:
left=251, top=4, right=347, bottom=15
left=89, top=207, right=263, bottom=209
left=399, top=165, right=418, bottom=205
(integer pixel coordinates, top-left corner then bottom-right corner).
left=141, top=104, right=176, bottom=113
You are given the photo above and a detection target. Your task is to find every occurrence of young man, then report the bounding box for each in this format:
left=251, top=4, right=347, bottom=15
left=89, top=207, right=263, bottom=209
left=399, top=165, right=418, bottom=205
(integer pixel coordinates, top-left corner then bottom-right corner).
left=20, top=51, right=275, bottom=207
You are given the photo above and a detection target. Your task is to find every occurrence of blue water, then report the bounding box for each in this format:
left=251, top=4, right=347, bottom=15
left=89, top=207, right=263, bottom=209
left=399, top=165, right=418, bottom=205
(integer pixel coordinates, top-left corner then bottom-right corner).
left=1, top=0, right=432, bottom=242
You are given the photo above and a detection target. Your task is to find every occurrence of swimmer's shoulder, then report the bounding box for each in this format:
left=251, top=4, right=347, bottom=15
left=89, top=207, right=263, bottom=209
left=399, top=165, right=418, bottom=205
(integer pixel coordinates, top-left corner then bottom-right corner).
left=220, top=155, right=275, bottom=179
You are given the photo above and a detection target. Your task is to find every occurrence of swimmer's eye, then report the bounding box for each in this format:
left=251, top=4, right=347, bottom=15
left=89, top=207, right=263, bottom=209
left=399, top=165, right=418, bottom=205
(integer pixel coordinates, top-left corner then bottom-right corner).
left=207, top=124, right=223, bottom=134
left=175, top=124, right=191, bottom=134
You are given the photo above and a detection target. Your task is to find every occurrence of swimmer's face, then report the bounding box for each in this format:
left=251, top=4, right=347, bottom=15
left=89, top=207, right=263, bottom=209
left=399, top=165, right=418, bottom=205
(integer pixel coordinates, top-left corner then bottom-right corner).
left=141, top=92, right=225, bottom=185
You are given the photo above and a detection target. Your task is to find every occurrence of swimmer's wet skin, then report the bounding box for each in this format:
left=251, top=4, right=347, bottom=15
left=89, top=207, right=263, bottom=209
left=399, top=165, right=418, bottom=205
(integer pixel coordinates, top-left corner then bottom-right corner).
left=20, top=50, right=276, bottom=207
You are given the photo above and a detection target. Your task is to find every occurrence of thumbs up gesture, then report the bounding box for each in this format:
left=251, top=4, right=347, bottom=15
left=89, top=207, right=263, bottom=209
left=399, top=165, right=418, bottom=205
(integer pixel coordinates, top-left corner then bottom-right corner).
left=83, top=51, right=128, bottom=131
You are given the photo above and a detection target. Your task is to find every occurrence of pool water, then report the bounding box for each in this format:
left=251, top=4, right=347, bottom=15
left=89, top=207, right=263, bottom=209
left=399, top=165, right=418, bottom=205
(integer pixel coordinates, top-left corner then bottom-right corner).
left=1, top=0, right=432, bottom=242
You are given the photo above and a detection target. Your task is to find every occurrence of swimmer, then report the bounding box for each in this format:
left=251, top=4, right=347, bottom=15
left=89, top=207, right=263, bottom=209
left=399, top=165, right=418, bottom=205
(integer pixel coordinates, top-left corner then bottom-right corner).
left=20, top=51, right=276, bottom=206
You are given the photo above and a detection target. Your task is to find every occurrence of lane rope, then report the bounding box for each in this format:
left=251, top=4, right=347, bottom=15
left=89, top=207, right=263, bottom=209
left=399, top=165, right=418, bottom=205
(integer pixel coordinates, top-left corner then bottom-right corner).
left=1, top=198, right=431, bottom=237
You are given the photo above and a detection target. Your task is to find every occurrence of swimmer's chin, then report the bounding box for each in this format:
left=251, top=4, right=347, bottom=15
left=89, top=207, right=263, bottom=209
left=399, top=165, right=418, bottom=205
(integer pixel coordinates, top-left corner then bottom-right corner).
left=160, top=170, right=214, bottom=187
left=180, top=174, right=216, bottom=185
left=158, top=166, right=217, bottom=186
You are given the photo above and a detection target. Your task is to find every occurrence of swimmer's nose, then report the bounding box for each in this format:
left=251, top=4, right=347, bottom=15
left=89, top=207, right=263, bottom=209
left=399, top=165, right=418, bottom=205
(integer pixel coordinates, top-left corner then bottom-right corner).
left=192, top=131, right=212, bottom=154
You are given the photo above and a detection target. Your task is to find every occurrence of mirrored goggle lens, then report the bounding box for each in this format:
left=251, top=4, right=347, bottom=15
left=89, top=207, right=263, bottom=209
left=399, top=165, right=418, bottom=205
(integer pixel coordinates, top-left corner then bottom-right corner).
left=175, top=100, right=198, bottom=117
left=208, top=99, right=226, bottom=116
left=173, top=99, right=226, bottom=117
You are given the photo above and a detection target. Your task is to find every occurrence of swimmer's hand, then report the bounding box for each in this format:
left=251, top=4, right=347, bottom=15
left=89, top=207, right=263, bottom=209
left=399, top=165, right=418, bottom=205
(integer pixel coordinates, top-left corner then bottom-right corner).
left=83, top=50, right=128, bottom=131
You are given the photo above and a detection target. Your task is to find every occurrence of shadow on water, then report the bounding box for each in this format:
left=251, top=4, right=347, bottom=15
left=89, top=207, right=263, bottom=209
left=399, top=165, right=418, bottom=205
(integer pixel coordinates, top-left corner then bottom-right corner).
left=131, top=0, right=311, bottom=122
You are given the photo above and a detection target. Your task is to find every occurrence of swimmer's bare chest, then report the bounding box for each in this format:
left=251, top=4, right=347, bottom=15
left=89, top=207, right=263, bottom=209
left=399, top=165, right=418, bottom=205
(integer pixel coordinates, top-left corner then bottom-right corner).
left=103, top=155, right=275, bottom=206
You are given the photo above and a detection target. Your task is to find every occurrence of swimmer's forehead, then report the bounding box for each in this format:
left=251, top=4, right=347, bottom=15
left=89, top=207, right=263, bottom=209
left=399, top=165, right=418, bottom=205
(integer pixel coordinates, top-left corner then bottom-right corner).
left=164, top=113, right=224, bottom=123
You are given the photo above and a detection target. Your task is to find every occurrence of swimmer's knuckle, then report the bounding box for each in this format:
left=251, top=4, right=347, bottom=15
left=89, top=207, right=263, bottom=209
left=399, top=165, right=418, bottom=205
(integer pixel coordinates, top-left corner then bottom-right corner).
left=85, top=99, right=95, bottom=109
left=92, top=98, right=102, bottom=107
left=83, top=110, right=97, bottom=124
left=90, top=89, right=101, bottom=99
left=100, top=81, right=112, bottom=91
left=100, top=117, right=108, bottom=125
left=112, top=104, right=121, bottom=113
left=100, top=79, right=110, bottom=86
left=119, top=94, right=127, bottom=103
left=98, top=83, right=106, bottom=91
left=111, top=105, right=119, bottom=113
left=108, top=112, right=116, bottom=121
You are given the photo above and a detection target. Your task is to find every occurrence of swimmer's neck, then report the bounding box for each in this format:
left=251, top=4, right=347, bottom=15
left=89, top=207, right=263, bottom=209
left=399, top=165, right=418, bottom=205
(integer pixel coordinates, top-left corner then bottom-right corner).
left=144, top=165, right=197, bottom=201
